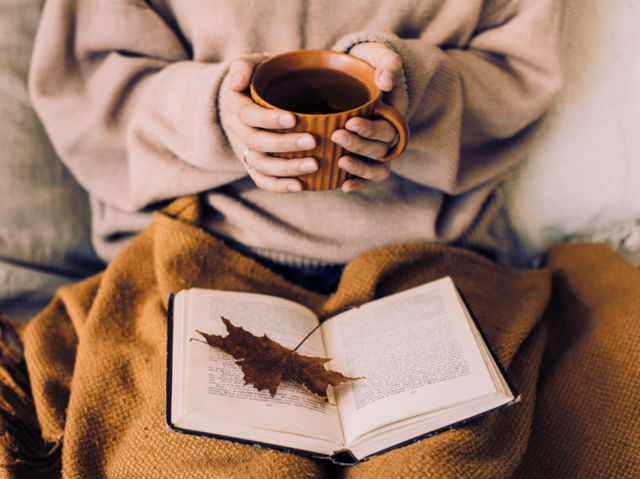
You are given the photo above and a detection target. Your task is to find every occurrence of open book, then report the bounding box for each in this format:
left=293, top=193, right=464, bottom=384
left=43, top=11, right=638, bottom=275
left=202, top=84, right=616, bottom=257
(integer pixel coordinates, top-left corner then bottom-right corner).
left=166, top=276, right=518, bottom=464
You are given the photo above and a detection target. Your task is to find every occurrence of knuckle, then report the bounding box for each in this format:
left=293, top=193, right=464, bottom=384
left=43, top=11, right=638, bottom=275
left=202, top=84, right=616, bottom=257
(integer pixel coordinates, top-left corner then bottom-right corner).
left=353, top=138, right=388, bottom=160
left=348, top=158, right=365, bottom=176
left=358, top=122, right=373, bottom=138
left=373, top=144, right=389, bottom=159
left=230, top=58, right=250, bottom=73
left=377, top=164, right=392, bottom=181
left=284, top=161, right=299, bottom=177
left=264, top=111, right=279, bottom=129
left=236, top=103, right=251, bottom=123
left=276, top=181, right=292, bottom=194
left=246, top=135, right=259, bottom=151
left=287, top=164, right=303, bottom=176
left=356, top=180, right=370, bottom=191
left=366, top=163, right=384, bottom=182
left=254, top=174, right=276, bottom=192
left=256, top=108, right=277, bottom=130
left=264, top=182, right=281, bottom=193
left=379, top=122, right=397, bottom=142
left=246, top=153, right=262, bottom=170
left=347, top=178, right=368, bottom=192
left=366, top=141, right=388, bottom=159
left=266, top=159, right=288, bottom=177
left=387, top=53, right=403, bottom=71
left=347, top=135, right=364, bottom=153
left=281, top=135, right=295, bottom=152
left=254, top=157, right=275, bottom=176
left=254, top=107, right=273, bottom=129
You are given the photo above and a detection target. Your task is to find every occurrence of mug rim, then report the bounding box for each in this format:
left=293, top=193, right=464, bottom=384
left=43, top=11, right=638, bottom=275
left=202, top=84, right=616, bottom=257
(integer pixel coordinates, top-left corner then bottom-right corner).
left=249, top=49, right=383, bottom=117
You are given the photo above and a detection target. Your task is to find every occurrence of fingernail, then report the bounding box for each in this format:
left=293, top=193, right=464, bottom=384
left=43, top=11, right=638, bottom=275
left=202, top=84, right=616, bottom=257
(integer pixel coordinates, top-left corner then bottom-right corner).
left=380, top=71, right=394, bottom=90
left=278, top=114, right=295, bottom=128
left=298, top=160, right=317, bottom=173
left=287, top=183, right=302, bottom=192
left=296, top=135, right=315, bottom=150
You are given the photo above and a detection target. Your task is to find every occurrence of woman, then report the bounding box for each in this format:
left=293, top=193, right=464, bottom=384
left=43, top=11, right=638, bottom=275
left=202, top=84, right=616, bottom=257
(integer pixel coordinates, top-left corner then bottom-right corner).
left=29, top=0, right=561, bottom=293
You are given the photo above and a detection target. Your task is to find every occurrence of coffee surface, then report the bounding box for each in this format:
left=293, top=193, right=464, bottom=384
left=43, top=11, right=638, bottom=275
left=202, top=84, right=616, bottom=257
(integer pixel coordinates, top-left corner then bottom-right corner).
left=262, top=68, right=370, bottom=114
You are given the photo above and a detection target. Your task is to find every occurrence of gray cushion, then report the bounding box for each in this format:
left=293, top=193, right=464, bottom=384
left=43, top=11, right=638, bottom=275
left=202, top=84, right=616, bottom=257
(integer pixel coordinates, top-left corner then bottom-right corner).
left=0, top=0, right=102, bottom=320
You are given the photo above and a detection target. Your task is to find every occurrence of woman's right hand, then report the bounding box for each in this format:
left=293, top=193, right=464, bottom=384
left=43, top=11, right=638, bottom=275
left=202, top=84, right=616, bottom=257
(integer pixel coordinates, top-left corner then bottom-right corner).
left=220, top=55, right=319, bottom=193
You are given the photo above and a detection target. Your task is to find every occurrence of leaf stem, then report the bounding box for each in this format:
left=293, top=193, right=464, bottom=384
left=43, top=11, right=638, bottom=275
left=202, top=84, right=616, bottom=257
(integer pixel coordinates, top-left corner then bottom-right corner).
left=292, top=323, right=323, bottom=352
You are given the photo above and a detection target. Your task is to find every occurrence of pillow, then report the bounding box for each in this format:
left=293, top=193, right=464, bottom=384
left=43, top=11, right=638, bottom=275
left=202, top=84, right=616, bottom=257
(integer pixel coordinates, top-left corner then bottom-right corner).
left=0, top=0, right=102, bottom=320
left=502, top=0, right=640, bottom=266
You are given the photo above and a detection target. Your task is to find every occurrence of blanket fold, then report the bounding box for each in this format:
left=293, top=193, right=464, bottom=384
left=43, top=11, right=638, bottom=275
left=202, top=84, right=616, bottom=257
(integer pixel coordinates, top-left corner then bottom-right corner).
left=0, top=312, right=60, bottom=478
left=0, top=196, right=637, bottom=478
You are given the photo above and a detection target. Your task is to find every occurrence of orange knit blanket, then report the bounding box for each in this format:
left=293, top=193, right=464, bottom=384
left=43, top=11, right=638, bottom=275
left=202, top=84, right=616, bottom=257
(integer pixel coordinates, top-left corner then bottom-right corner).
left=1, top=196, right=638, bottom=478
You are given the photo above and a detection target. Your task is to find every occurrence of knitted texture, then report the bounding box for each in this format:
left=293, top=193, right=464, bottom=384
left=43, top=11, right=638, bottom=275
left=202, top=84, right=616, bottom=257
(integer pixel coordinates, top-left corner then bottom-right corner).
left=4, top=197, right=638, bottom=478
left=29, top=0, right=561, bottom=264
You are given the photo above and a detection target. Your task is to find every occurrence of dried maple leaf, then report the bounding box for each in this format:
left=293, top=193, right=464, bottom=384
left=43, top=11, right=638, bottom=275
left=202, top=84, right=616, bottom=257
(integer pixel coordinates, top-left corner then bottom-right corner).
left=197, top=317, right=360, bottom=401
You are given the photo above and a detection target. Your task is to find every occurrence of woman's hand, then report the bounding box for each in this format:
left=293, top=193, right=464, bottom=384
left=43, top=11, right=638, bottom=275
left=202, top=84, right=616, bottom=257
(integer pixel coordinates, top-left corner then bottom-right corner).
left=335, top=43, right=409, bottom=193
left=220, top=54, right=319, bottom=193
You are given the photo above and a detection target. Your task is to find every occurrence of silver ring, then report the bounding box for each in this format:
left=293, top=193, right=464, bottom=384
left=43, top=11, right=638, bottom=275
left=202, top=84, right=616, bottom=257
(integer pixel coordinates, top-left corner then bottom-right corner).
left=241, top=148, right=252, bottom=170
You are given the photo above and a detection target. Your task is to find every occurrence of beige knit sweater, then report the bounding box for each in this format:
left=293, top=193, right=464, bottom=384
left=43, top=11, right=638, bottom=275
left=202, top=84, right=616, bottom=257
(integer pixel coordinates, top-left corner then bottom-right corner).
left=29, top=0, right=561, bottom=266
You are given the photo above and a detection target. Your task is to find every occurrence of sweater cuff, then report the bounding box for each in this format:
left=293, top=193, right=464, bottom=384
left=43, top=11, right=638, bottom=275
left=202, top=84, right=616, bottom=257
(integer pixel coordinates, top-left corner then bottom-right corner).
left=216, top=67, right=252, bottom=166
left=332, top=31, right=411, bottom=111
left=332, top=30, right=446, bottom=121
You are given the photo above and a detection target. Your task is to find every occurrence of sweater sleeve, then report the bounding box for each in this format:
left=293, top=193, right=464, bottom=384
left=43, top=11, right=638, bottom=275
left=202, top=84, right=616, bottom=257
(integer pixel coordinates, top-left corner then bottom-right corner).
left=332, top=0, right=562, bottom=195
left=29, top=0, right=246, bottom=213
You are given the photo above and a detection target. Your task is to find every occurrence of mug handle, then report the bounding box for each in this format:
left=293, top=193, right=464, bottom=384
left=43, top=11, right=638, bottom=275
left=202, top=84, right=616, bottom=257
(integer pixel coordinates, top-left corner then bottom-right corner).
left=374, top=102, right=409, bottom=162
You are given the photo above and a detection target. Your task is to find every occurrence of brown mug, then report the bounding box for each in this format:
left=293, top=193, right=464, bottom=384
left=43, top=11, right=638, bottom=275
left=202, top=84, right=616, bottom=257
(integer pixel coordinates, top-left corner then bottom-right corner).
left=249, top=49, right=409, bottom=191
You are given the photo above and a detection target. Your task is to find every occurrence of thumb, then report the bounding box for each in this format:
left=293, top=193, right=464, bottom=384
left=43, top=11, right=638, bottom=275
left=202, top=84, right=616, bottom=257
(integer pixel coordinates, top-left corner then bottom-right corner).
left=349, top=43, right=403, bottom=92
left=228, top=53, right=269, bottom=92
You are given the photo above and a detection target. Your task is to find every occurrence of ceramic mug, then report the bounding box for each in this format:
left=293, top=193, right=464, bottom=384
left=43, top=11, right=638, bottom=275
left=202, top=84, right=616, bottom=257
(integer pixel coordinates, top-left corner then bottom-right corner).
left=249, top=50, right=409, bottom=191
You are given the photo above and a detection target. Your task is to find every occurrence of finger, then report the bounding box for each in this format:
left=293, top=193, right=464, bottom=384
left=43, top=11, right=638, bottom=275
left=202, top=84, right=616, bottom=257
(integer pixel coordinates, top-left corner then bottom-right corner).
left=341, top=177, right=371, bottom=193
left=374, top=49, right=403, bottom=92
left=349, top=43, right=402, bottom=91
left=344, top=117, right=396, bottom=143
left=228, top=92, right=296, bottom=129
left=376, top=72, right=394, bottom=92
left=247, top=168, right=304, bottom=193
left=228, top=54, right=268, bottom=91
left=338, top=155, right=391, bottom=182
left=332, top=129, right=390, bottom=160
left=248, top=128, right=316, bottom=153
left=231, top=120, right=316, bottom=153
left=245, top=151, right=318, bottom=177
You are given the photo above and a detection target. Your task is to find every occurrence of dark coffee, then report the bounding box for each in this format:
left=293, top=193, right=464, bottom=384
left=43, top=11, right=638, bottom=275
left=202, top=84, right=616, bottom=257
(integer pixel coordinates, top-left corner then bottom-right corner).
left=262, top=68, right=370, bottom=114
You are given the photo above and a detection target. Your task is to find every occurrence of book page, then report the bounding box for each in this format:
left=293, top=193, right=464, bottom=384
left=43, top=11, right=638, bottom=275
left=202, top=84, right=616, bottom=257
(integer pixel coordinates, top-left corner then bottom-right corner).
left=321, top=277, right=499, bottom=445
left=171, top=289, right=343, bottom=448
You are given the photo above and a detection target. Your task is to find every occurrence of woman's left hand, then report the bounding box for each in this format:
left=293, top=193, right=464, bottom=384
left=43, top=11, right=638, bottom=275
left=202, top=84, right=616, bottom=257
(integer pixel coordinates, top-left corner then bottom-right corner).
left=335, top=43, right=409, bottom=193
